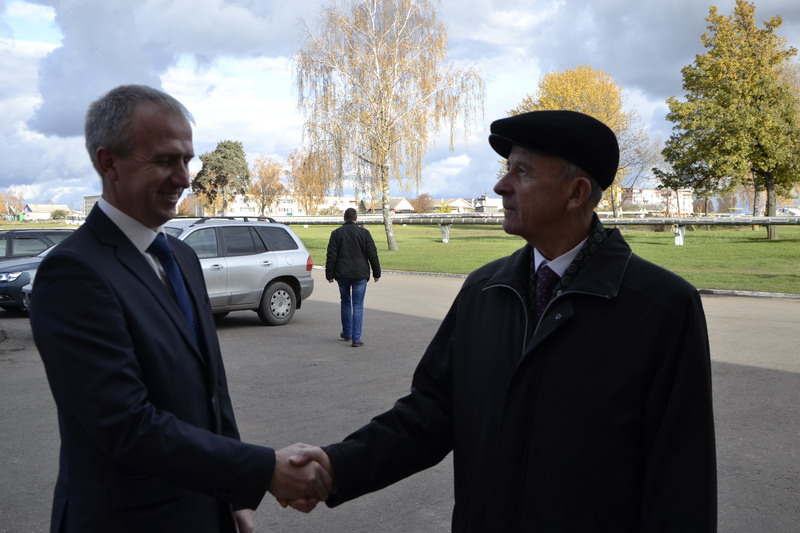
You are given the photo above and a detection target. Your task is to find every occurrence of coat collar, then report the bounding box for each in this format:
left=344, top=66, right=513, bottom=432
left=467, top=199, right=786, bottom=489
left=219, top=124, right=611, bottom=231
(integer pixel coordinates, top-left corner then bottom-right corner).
left=483, top=226, right=633, bottom=301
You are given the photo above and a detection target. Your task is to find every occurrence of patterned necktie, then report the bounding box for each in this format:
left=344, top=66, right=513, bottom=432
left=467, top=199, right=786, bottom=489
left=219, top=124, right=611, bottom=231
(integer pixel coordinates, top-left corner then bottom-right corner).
left=148, top=233, right=197, bottom=341
left=534, top=264, right=560, bottom=322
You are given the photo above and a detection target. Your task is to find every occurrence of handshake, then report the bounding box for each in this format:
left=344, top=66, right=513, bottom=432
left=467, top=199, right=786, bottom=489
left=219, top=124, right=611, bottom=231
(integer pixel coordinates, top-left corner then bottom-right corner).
left=267, top=443, right=334, bottom=513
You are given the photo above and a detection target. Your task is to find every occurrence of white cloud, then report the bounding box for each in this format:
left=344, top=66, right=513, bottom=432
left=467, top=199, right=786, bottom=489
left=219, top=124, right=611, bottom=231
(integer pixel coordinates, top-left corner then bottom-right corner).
left=6, top=0, right=53, bottom=21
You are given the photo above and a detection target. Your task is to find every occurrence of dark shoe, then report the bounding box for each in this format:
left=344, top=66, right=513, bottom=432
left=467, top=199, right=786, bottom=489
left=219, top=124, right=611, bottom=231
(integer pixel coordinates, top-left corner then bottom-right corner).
left=351, top=341, right=364, bottom=347
left=340, top=333, right=351, bottom=342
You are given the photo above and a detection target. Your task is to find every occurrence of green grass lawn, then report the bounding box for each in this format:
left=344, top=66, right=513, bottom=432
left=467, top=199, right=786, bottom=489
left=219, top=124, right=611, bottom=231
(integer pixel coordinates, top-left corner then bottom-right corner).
left=292, top=223, right=800, bottom=294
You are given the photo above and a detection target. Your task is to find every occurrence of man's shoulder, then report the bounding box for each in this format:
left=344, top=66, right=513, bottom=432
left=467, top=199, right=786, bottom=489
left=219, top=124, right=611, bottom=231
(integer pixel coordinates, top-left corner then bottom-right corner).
left=462, top=246, right=528, bottom=290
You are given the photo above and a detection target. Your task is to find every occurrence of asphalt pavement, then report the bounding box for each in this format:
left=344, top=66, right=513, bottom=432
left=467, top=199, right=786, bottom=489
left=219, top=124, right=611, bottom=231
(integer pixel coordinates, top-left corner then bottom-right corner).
left=1, top=268, right=798, bottom=532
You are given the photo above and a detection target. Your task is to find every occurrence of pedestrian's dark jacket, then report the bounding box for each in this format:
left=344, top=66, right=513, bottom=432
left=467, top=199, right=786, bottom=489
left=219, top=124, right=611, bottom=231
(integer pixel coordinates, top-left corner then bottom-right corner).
left=325, top=221, right=381, bottom=280
left=324, top=226, right=717, bottom=532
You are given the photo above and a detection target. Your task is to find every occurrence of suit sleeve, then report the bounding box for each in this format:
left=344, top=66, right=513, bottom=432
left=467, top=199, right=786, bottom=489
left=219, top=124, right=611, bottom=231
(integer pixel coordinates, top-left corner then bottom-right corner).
left=30, top=252, right=275, bottom=510
left=640, top=289, right=717, bottom=531
left=324, top=298, right=456, bottom=505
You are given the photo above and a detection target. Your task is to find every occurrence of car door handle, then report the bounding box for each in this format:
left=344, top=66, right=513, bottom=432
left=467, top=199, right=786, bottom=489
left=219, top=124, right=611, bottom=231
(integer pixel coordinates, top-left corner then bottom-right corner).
left=210, top=264, right=224, bottom=271
left=261, top=260, right=273, bottom=267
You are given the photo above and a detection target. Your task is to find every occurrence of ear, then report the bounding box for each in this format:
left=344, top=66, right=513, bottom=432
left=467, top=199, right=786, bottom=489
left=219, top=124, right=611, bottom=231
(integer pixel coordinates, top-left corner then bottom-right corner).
left=96, top=147, right=119, bottom=182
left=566, top=176, right=592, bottom=211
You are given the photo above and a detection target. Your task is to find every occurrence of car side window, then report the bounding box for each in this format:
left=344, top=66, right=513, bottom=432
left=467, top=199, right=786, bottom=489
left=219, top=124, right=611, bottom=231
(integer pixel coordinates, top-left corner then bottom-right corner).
left=256, top=226, right=299, bottom=251
left=45, top=232, right=71, bottom=244
left=183, top=228, right=219, bottom=259
left=221, top=226, right=266, bottom=256
left=11, top=236, right=48, bottom=257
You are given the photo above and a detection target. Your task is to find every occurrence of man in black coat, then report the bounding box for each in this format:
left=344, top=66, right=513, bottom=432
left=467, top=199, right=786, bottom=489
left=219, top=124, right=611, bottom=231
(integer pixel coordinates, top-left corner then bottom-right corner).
left=30, top=84, right=332, bottom=533
left=296, top=110, right=717, bottom=531
left=325, top=207, right=381, bottom=347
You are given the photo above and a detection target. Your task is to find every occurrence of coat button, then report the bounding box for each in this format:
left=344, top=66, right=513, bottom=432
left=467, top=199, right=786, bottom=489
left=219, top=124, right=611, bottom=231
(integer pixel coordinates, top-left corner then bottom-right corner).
left=555, top=313, right=562, bottom=320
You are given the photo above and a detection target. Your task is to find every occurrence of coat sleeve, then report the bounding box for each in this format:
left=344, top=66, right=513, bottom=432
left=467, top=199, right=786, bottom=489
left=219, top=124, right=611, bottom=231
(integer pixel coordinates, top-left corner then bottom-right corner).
left=364, top=229, right=381, bottom=278
left=30, top=252, right=275, bottom=510
left=323, top=299, right=456, bottom=505
left=325, top=229, right=339, bottom=280
left=640, top=289, right=717, bottom=531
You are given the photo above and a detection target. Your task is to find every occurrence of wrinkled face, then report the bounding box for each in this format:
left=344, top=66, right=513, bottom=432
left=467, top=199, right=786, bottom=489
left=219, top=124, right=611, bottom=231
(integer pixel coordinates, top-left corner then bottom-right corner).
left=101, top=103, right=194, bottom=230
left=492, top=145, right=572, bottom=245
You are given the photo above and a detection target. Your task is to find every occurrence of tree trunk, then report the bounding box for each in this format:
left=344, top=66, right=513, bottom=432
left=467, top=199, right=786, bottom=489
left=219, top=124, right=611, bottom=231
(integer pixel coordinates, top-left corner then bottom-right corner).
left=764, top=173, right=778, bottom=240
left=379, top=165, right=398, bottom=251
left=610, top=185, right=619, bottom=217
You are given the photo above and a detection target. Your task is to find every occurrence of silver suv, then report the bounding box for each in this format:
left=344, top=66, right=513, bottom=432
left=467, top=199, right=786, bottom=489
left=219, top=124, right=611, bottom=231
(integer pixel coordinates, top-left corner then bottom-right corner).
left=164, top=217, right=314, bottom=325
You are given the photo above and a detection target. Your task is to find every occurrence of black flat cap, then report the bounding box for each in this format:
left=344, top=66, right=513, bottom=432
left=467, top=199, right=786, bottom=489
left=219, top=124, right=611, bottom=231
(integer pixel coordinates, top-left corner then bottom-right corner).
left=489, top=110, right=619, bottom=190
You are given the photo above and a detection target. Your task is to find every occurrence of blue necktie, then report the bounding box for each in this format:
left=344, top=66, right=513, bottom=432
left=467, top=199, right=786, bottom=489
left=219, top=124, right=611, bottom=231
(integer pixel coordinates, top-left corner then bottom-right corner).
left=148, top=233, right=197, bottom=341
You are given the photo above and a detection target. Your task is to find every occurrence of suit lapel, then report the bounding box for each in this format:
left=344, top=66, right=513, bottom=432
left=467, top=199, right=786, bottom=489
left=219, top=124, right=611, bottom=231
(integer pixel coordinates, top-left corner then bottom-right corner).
left=86, top=207, right=206, bottom=366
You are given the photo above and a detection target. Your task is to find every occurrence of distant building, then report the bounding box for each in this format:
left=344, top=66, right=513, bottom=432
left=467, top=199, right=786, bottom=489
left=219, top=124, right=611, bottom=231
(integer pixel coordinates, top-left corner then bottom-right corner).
left=474, top=195, right=502, bottom=214
left=23, top=204, right=75, bottom=221
left=83, top=195, right=100, bottom=215
left=620, top=188, right=694, bottom=216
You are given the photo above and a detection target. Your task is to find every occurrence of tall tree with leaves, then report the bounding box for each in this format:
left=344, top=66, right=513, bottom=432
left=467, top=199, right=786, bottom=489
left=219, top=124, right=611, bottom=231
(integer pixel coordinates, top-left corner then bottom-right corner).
left=296, top=0, right=485, bottom=251
left=192, top=140, right=250, bottom=216
left=248, top=156, right=286, bottom=215
left=510, top=65, right=660, bottom=216
left=285, top=148, right=331, bottom=215
left=660, top=0, right=800, bottom=239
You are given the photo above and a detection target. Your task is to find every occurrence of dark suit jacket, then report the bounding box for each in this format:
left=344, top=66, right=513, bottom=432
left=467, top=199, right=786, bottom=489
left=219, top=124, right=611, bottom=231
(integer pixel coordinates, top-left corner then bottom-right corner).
left=31, top=206, right=275, bottom=533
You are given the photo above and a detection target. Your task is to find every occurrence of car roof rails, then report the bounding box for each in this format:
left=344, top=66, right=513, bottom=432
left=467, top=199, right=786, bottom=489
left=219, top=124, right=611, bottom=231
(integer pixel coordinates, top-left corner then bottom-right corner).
left=173, top=215, right=278, bottom=225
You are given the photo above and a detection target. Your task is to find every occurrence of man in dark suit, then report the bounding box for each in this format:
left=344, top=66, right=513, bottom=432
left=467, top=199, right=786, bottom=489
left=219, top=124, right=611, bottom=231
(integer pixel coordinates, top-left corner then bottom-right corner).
left=30, top=85, right=332, bottom=533
left=293, top=110, right=716, bottom=531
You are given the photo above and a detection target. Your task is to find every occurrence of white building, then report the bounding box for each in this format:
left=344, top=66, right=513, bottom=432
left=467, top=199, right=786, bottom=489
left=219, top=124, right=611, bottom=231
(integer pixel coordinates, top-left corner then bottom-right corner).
left=23, top=204, right=75, bottom=221
left=621, top=188, right=694, bottom=216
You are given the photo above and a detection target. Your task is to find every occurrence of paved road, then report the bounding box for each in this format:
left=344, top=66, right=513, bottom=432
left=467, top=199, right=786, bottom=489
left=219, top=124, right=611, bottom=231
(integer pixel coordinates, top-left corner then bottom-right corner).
left=1, top=269, right=798, bottom=532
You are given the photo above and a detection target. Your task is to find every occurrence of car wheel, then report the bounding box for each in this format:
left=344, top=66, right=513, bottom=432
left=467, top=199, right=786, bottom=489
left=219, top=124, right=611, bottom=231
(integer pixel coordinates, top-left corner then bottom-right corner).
left=0, top=305, right=18, bottom=312
left=213, top=312, right=229, bottom=320
left=257, top=281, right=296, bottom=326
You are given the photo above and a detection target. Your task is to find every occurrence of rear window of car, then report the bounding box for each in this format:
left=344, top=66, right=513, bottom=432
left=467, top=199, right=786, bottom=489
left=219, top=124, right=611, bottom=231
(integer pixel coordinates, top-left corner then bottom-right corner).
left=221, top=226, right=267, bottom=256
left=255, top=226, right=299, bottom=251
left=11, top=235, right=49, bottom=257
left=44, top=232, right=72, bottom=244
left=183, top=228, right=219, bottom=259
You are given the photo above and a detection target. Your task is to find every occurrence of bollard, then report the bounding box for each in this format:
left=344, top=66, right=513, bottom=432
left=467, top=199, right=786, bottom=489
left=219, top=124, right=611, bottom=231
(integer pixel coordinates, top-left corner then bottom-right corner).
left=673, top=224, right=685, bottom=246
left=439, top=224, right=451, bottom=243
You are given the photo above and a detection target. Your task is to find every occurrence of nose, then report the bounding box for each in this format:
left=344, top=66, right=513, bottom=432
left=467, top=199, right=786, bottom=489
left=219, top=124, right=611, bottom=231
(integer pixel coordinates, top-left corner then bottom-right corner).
left=494, top=170, right=512, bottom=196
left=173, top=160, right=191, bottom=188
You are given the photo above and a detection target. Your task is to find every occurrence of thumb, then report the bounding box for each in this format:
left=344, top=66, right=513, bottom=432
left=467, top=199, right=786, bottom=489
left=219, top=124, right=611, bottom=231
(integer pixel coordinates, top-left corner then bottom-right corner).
left=289, top=450, right=314, bottom=467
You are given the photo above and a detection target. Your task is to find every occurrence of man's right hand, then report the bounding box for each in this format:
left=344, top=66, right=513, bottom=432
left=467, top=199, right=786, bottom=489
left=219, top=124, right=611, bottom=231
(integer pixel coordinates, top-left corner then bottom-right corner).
left=268, top=444, right=333, bottom=513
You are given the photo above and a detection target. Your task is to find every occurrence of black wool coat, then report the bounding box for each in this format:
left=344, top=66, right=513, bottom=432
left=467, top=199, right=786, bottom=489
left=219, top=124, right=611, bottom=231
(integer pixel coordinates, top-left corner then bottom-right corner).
left=325, top=221, right=381, bottom=280
left=325, top=227, right=717, bottom=532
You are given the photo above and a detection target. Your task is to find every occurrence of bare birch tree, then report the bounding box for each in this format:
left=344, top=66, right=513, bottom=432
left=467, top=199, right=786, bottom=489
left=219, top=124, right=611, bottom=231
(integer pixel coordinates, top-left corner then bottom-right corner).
left=296, top=0, right=485, bottom=250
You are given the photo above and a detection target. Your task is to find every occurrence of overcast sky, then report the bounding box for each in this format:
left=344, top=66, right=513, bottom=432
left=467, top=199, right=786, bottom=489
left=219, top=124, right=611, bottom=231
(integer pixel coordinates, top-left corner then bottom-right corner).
left=1, top=0, right=799, bottom=210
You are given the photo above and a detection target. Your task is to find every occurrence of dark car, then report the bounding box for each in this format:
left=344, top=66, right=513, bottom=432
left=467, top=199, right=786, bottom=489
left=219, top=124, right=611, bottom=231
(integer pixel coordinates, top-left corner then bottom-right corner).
left=0, top=246, right=55, bottom=311
left=0, top=229, right=73, bottom=260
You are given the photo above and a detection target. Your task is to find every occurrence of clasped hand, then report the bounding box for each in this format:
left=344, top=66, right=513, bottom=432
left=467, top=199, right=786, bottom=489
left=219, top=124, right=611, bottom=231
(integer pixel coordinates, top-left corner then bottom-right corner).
left=268, top=443, right=334, bottom=513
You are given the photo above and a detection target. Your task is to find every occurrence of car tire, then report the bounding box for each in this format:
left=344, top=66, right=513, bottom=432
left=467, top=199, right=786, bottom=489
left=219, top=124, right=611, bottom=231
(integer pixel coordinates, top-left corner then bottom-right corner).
left=257, top=281, right=296, bottom=326
left=213, top=312, right=229, bottom=320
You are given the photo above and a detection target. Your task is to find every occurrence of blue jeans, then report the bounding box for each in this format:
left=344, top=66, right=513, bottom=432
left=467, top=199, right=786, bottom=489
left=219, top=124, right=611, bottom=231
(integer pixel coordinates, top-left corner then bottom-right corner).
left=337, top=278, right=368, bottom=342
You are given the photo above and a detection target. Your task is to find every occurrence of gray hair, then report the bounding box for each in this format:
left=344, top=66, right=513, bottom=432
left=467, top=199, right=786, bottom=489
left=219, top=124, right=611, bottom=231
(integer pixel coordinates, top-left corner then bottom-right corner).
left=84, top=84, right=194, bottom=176
left=561, top=160, right=604, bottom=207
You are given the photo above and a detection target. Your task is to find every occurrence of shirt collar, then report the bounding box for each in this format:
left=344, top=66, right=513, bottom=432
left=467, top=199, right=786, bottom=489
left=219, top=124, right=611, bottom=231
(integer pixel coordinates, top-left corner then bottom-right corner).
left=97, top=197, right=164, bottom=253
left=533, top=237, right=588, bottom=278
